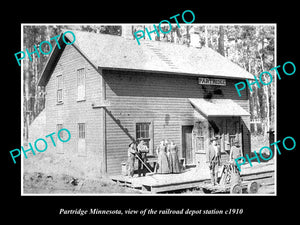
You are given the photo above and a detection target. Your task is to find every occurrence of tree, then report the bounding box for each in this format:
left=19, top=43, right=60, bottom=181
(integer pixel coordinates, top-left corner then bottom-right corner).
left=23, top=25, right=67, bottom=140
left=23, top=25, right=123, bottom=141
left=81, top=25, right=121, bottom=35
left=218, top=26, right=225, bottom=56
left=23, top=25, right=275, bottom=140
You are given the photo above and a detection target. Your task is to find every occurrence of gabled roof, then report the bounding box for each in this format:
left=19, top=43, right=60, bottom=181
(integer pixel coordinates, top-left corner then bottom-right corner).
left=38, top=30, right=253, bottom=86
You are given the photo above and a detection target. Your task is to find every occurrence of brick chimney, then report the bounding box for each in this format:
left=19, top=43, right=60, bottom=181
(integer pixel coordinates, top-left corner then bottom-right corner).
left=189, top=26, right=201, bottom=48
left=121, top=25, right=133, bottom=39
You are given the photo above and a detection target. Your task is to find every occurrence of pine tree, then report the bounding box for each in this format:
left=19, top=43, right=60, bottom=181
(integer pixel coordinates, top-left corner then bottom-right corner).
left=23, top=25, right=275, bottom=140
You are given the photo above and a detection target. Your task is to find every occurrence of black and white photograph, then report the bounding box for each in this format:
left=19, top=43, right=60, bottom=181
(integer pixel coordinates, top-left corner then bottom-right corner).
left=3, top=5, right=298, bottom=221
left=21, top=24, right=276, bottom=195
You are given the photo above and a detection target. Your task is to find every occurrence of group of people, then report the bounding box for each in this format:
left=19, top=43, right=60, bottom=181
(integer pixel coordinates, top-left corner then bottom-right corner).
left=127, top=136, right=243, bottom=185
left=155, top=140, right=181, bottom=174
left=127, top=139, right=181, bottom=177
left=207, top=136, right=242, bottom=185
left=127, top=139, right=149, bottom=177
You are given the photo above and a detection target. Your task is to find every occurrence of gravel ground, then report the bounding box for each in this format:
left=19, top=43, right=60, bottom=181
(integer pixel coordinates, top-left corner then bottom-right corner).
left=23, top=171, right=274, bottom=195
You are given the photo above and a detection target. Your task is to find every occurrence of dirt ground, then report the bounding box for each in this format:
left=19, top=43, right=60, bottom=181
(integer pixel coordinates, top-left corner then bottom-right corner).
left=251, top=135, right=270, bottom=152
left=182, top=176, right=275, bottom=194
left=23, top=172, right=140, bottom=194
left=23, top=135, right=274, bottom=194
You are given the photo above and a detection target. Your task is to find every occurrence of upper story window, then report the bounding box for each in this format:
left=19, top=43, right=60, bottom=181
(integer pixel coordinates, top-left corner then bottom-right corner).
left=77, top=68, right=86, bottom=101
left=57, top=75, right=63, bottom=104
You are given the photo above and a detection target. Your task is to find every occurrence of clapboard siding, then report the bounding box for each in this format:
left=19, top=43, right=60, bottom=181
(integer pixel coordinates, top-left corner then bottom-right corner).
left=36, top=34, right=252, bottom=178
left=103, top=70, right=250, bottom=174
left=104, top=71, right=248, bottom=100
left=233, top=99, right=251, bottom=156
left=44, top=44, right=103, bottom=178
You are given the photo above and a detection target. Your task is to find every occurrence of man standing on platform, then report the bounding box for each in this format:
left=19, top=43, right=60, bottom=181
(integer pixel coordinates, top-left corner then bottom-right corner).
left=137, top=139, right=149, bottom=177
left=206, top=137, right=221, bottom=185
left=127, top=141, right=137, bottom=177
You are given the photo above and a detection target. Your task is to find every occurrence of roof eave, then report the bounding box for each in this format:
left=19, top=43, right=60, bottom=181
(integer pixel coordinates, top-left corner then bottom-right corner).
left=37, top=32, right=96, bottom=87
left=37, top=33, right=66, bottom=87
left=100, top=66, right=253, bottom=80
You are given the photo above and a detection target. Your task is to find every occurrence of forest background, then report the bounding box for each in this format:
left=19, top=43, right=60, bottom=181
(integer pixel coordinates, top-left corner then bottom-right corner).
left=22, top=24, right=275, bottom=142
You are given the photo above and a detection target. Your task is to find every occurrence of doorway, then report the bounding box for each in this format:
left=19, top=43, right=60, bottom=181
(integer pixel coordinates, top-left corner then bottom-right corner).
left=182, top=125, right=194, bottom=165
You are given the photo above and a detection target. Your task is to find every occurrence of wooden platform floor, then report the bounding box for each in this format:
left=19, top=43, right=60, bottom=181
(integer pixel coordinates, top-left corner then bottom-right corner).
left=111, top=168, right=211, bottom=193
left=111, top=161, right=275, bottom=194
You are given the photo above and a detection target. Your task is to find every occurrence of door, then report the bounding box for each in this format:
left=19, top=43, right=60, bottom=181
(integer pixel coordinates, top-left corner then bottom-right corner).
left=182, top=125, right=193, bottom=165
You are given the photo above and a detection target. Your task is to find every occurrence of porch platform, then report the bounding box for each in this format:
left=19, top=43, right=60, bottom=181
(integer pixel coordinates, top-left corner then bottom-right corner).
left=111, top=168, right=211, bottom=193
left=111, top=161, right=275, bottom=193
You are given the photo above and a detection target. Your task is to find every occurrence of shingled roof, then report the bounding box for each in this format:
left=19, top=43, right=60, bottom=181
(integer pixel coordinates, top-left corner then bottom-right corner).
left=38, top=30, right=253, bottom=86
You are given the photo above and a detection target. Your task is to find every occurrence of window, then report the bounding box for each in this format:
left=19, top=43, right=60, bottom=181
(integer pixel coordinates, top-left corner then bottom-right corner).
left=136, top=122, right=151, bottom=148
left=197, top=127, right=205, bottom=151
left=229, top=135, right=236, bottom=147
left=77, top=68, right=85, bottom=101
left=57, top=124, right=63, bottom=137
left=78, top=123, right=86, bottom=139
left=57, top=75, right=63, bottom=103
left=229, top=120, right=240, bottom=147
left=78, top=123, right=86, bottom=156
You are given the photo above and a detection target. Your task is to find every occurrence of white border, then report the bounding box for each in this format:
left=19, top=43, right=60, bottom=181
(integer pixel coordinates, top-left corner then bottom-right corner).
left=21, top=23, right=277, bottom=196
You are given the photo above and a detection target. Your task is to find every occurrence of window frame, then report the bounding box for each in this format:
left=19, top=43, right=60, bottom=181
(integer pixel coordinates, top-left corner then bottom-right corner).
left=56, top=74, right=63, bottom=104
left=197, top=126, right=205, bottom=151
left=78, top=123, right=86, bottom=139
left=77, top=123, right=87, bottom=156
left=77, top=67, right=86, bottom=102
left=194, top=121, right=207, bottom=153
left=135, top=120, right=154, bottom=155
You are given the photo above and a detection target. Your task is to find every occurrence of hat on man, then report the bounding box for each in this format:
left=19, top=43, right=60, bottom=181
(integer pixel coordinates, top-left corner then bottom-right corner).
left=128, top=142, right=134, bottom=147
left=210, top=137, right=217, bottom=142
left=137, top=138, right=145, bottom=143
left=234, top=139, right=240, bottom=146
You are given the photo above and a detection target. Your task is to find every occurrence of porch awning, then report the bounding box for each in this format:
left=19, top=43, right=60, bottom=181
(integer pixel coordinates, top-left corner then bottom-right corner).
left=189, top=98, right=250, bottom=117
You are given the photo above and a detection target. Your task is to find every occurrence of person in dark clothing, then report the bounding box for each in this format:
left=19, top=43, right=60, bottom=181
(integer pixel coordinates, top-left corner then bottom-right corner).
left=229, top=140, right=243, bottom=176
left=206, top=137, right=221, bottom=185
left=137, top=139, right=149, bottom=177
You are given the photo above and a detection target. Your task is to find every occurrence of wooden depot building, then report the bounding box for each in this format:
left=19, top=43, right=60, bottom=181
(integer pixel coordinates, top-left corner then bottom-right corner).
left=33, top=28, right=253, bottom=178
